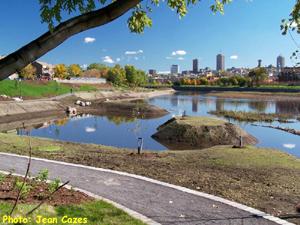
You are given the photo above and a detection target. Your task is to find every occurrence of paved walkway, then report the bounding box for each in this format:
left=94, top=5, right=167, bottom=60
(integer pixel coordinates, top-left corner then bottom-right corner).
left=0, top=153, right=292, bottom=225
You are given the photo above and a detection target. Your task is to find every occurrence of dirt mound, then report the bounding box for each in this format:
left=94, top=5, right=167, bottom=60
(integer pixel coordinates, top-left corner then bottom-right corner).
left=152, top=116, right=257, bottom=150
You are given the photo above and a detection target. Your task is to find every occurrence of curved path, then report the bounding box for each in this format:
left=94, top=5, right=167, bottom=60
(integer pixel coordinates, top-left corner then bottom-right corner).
left=0, top=153, right=293, bottom=225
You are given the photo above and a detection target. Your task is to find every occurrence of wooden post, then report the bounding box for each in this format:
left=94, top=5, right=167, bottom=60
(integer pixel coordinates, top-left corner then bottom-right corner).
left=239, top=135, right=243, bottom=148
left=138, top=137, right=143, bottom=154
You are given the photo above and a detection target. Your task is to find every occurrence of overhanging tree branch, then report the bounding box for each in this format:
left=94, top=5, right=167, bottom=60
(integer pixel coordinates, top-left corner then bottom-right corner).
left=0, top=0, right=140, bottom=80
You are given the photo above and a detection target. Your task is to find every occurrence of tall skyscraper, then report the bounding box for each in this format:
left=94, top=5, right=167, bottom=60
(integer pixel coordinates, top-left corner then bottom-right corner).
left=170, top=65, right=179, bottom=74
left=258, top=59, right=262, bottom=68
left=192, top=59, right=198, bottom=74
left=216, top=54, right=225, bottom=71
left=277, top=55, right=285, bottom=73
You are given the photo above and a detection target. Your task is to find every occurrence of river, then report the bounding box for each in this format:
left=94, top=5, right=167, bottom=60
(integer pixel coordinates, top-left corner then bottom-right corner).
left=17, top=92, right=300, bottom=157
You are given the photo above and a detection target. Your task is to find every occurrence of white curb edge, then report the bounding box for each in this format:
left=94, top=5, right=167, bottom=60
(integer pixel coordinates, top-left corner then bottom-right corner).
left=0, top=169, right=160, bottom=225
left=0, top=152, right=295, bottom=225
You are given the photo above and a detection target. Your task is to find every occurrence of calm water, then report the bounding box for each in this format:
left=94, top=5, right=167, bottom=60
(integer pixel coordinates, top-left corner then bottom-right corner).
left=18, top=92, right=300, bottom=157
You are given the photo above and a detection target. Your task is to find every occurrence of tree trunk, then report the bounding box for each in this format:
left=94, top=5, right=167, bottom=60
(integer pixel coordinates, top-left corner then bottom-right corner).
left=0, top=0, right=140, bottom=80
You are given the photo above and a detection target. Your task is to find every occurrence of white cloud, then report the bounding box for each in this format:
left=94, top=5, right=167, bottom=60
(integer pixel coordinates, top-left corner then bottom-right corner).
left=116, top=58, right=121, bottom=62
left=283, top=143, right=296, bottom=149
left=81, top=64, right=88, bottom=70
left=102, top=56, right=114, bottom=64
left=230, top=55, right=238, bottom=60
left=134, top=56, right=139, bottom=60
left=84, top=37, right=96, bottom=43
left=166, top=56, right=172, bottom=60
left=85, top=127, right=96, bottom=133
left=172, top=50, right=187, bottom=56
left=177, top=57, right=184, bottom=60
left=125, top=50, right=143, bottom=55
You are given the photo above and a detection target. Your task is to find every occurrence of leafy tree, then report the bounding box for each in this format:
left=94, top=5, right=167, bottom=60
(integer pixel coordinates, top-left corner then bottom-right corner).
left=125, top=65, right=147, bottom=86
left=0, top=0, right=232, bottom=80
left=19, top=64, right=36, bottom=80
left=53, top=64, right=68, bottom=79
left=107, top=65, right=127, bottom=86
left=87, top=63, right=109, bottom=78
left=198, top=77, right=208, bottom=85
left=68, top=64, right=82, bottom=77
left=248, top=68, right=268, bottom=87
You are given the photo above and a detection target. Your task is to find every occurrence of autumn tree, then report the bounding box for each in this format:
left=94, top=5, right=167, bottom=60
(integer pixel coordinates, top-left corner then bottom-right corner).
left=54, top=64, right=68, bottom=79
left=87, top=63, right=109, bottom=78
left=19, top=64, right=36, bottom=80
left=68, top=64, right=82, bottom=77
left=107, top=65, right=127, bottom=86
left=248, top=68, right=268, bottom=87
left=0, top=0, right=233, bottom=80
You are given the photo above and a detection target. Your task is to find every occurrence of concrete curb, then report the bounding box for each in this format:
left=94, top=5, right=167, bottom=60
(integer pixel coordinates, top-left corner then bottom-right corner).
left=0, top=169, right=160, bottom=225
left=0, top=152, right=294, bottom=225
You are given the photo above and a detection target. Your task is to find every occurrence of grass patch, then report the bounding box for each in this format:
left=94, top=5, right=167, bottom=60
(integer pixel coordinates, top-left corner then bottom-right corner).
left=0, top=80, right=98, bottom=98
left=0, top=201, right=145, bottom=225
left=209, top=110, right=293, bottom=122
left=37, top=145, right=61, bottom=152
left=177, top=116, right=226, bottom=126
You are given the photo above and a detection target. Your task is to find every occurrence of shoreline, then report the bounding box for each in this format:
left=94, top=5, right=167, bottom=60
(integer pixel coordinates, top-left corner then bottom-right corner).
left=0, top=88, right=175, bottom=130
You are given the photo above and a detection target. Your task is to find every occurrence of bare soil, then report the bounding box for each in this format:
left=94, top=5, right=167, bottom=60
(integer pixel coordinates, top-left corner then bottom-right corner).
left=0, top=175, right=93, bottom=206
left=152, top=116, right=257, bottom=149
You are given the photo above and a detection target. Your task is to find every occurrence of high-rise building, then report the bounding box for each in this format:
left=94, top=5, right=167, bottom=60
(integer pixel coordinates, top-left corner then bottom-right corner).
left=258, top=59, right=262, bottom=68
left=192, top=59, right=198, bottom=74
left=148, top=69, right=157, bottom=76
left=216, top=54, right=225, bottom=71
left=277, top=55, right=285, bottom=74
left=170, top=65, right=179, bottom=74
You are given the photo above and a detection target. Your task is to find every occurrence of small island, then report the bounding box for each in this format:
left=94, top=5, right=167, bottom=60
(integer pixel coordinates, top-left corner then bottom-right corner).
left=152, top=116, right=257, bottom=150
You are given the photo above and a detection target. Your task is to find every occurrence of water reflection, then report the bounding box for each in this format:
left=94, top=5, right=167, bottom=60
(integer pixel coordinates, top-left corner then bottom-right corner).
left=13, top=92, right=300, bottom=157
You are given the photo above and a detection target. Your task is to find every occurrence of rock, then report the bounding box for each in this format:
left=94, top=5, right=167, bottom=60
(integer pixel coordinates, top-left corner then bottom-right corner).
left=66, top=106, right=77, bottom=115
left=296, top=203, right=300, bottom=213
left=152, top=116, right=257, bottom=150
left=85, top=101, right=92, bottom=106
left=75, top=100, right=81, bottom=105
left=12, top=97, right=23, bottom=102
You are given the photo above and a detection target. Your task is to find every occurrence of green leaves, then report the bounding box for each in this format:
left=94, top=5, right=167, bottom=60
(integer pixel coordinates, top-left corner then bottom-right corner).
left=39, top=0, right=103, bottom=29
left=39, top=0, right=232, bottom=33
left=210, top=0, right=232, bottom=14
left=128, top=10, right=152, bottom=33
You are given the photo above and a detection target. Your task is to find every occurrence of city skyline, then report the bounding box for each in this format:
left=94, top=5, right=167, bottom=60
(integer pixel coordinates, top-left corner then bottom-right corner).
left=0, top=0, right=298, bottom=72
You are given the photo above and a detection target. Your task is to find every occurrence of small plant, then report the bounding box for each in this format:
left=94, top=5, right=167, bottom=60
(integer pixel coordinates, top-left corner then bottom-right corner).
left=15, top=179, right=32, bottom=199
left=36, top=169, right=49, bottom=182
left=0, top=173, right=5, bottom=183
left=48, top=178, right=61, bottom=193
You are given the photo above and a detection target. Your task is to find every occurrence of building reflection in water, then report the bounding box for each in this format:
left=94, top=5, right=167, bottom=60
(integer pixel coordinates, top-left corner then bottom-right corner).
left=275, top=101, right=300, bottom=115
left=192, top=97, right=198, bottom=112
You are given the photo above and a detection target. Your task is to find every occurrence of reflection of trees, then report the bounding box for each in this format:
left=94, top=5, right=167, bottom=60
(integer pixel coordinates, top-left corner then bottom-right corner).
left=54, top=118, right=68, bottom=126
left=107, top=116, right=136, bottom=125
left=171, top=95, right=179, bottom=107
left=248, top=101, right=268, bottom=112
left=216, top=99, right=225, bottom=111
left=275, top=101, right=300, bottom=115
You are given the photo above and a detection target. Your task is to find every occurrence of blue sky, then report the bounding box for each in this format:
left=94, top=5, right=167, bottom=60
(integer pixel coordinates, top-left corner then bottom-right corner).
left=0, top=0, right=297, bottom=72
